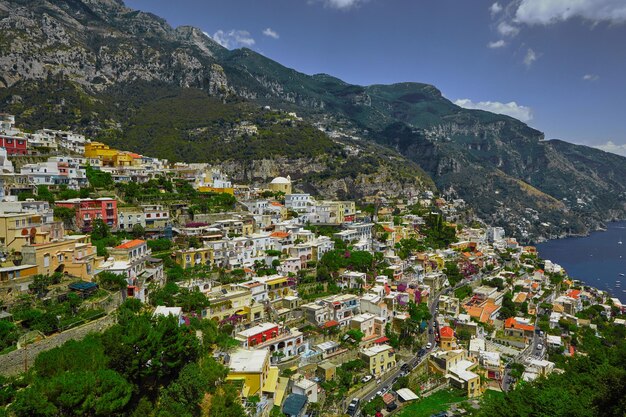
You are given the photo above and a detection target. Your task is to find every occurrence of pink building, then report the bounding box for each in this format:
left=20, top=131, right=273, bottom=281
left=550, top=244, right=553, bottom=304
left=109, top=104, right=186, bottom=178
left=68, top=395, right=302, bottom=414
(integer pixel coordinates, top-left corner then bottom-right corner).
left=55, top=198, right=118, bottom=232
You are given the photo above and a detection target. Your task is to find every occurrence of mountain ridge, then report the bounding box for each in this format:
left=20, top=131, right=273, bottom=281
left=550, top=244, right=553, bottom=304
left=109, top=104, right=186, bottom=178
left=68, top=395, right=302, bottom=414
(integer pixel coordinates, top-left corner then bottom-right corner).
left=1, top=0, right=625, bottom=242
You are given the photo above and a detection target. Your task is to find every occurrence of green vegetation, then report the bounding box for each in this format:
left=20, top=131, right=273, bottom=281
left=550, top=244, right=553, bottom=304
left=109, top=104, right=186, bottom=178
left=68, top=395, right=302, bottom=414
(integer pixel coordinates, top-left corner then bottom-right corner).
left=0, top=301, right=245, bottom=417
left=86, top=165, right=114, bottom=189
left=396, top=389, right=467, bottom=417
left=422, top=214, right=457, bottom=249
left=454, top=284, right=472, bottom=300
left=444, top=261, right=463, bottom=286
left=362, top=395, right=385, bottom=416
left=479, top=323, right=626, bottom=417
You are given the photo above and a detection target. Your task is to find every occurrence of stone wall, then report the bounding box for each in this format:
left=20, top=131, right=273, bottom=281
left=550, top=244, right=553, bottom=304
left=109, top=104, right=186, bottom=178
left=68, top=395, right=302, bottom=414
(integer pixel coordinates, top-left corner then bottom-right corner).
left=0, top=314, right=116, bottom=377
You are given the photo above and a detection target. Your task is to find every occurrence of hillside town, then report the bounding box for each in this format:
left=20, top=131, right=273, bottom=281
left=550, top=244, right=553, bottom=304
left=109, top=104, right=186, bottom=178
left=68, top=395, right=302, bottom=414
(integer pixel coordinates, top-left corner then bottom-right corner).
left=0, top=114, right=624, bottom=417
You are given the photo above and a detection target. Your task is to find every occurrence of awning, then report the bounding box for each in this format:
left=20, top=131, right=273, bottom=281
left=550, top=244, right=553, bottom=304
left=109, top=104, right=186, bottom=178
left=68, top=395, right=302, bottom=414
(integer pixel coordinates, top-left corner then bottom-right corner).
left=262, top=367, right=279, bottom=393
left=396, top=388, right=419, bottom=402
left=374, top=336, right=389, bottom=344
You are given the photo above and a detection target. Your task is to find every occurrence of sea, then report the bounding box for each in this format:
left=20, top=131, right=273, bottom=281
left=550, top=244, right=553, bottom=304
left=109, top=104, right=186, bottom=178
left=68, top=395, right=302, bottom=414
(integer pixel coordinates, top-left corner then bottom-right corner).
left=535, top=220, right=626, bottom=302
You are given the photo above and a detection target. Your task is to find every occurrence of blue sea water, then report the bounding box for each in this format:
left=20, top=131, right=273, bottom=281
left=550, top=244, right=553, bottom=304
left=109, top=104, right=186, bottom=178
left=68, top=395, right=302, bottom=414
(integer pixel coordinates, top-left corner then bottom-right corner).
left=535, top=221, right=626, bottom=302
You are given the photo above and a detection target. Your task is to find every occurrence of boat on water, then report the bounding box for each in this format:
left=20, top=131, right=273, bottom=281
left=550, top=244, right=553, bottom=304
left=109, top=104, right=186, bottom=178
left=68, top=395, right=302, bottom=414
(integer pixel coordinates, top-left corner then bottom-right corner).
left=620, top=273, right=625, bottom=277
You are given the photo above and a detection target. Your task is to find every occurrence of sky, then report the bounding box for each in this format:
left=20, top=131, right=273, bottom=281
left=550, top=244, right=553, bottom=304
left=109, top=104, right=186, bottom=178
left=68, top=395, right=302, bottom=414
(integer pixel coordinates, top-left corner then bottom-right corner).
left=125, top=0, right=626, bottom=156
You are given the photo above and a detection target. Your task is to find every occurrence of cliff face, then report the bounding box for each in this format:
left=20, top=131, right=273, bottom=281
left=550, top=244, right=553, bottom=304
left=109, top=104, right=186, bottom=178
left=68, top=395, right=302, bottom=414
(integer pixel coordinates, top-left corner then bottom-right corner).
left=1, top=0, right=625, bottom=242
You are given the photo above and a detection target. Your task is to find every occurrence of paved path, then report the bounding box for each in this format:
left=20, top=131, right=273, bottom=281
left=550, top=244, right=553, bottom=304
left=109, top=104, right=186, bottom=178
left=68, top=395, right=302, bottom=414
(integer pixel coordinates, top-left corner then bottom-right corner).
left=0, top=314, right=116, bottom=377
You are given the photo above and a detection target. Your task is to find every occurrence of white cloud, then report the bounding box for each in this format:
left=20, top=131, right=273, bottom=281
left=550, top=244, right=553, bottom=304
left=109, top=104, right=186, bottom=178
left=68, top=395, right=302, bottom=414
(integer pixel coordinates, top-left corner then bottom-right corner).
left=211, top=30, right=255, bottom=49
left=582, top=73, right=599, bottom=81
left=490, top=2, right=503, bottom=16
left=262, top=28, right=279, bottom=39
left=487, top=39, right=506, bottom=48
left=515, top=0, right=626, bottom=25
left=454, top=99, right=534, bottom=122
left=594, top=140, right=626, bottom=157
left=523, top=48, right=538, bottom=67
left=497, top=21, right=520, bottom=36
left=318, top=0, right=367, bottom=10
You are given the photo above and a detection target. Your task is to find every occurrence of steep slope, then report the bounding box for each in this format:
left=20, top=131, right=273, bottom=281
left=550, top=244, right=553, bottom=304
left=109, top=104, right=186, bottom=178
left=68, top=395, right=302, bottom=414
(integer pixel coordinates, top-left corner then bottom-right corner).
left=1, top=0, right=625, bottom=241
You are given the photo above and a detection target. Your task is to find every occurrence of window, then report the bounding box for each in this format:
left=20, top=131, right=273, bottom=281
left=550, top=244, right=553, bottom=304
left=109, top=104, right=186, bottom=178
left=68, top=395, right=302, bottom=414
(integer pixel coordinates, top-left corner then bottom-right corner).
left=43, top=254, right=50, bottom=267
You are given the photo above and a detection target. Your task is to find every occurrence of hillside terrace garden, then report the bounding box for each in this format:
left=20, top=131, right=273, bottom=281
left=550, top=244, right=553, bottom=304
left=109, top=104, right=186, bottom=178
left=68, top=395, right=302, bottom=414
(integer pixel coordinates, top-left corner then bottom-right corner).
left=0, top=271, right=126, bottom=354
left=0, top=300, right=247, bottom=417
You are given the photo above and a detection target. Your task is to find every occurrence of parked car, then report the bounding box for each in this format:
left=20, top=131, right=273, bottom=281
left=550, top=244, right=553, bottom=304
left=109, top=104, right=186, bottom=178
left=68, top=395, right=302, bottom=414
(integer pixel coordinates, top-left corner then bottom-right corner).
left=387, top=403, right=398, bottom=412
left=361, top=375, right=373, bottom=383
left=347, top=398, right=360, bottom=416
left=426, top=342, right=432, bottom=349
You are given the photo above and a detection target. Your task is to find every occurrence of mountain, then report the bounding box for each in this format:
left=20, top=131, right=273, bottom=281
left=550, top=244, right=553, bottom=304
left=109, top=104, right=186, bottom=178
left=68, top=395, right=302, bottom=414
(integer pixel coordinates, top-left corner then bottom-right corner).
left=1, top=0, right=625, bottom=242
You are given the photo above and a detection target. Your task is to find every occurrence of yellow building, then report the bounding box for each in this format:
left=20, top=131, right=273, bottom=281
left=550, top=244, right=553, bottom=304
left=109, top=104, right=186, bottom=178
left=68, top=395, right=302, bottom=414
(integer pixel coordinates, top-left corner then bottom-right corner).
left=175, top=247, right=214, bottom=269
left=268, top=176, right=292, bottom=195
left=0, top=213, right=51, bottom=252
left=361, top=344, right=396, bottom=376
left=20, top=235, right=97, bottom=280
left=429, top=349, right=482, bottom=398
left=0, top=263, right=39, bottom=299
left=84, top=142, right=119, bottom=166
left=439, top=326, right=458, bottom=351
left=197, top=185, right=235, bottom=195
left=0, top=264, right=38, bottom=283
left=226, top=348, right=273, bottom=397
left=113, top=152, right=134, bottom=167
left=204, top=285, right=254, bottom=322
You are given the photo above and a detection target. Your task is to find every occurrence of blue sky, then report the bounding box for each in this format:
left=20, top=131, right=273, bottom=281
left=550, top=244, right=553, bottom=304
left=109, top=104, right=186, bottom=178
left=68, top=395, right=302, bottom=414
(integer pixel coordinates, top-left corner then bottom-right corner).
left=125, top=0, right=626, bottom=156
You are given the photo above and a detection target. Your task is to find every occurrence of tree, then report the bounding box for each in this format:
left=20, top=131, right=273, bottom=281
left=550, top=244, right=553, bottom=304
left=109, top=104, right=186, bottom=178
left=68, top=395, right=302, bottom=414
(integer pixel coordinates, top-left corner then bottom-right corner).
left=202, top=384, right=246, bottom=417
left=29, top=275, right=51, bottom=297
left=0, top=320, right=19, bottom=351
left=36, top=185, right=55, bottom=203
left=361, top=395, right=385, bottom=416
left=346, top=329, right=365, bottom=344
left=53, top=207, right=75, bottom=228
left=444, top=261, right=463, bottom=286
left=132, top=223, right=145, bottom=239
left=96, top=272, right=128, bottom=292
left=156, top=360, right=227, bottom=417
left=176, top=289, right=210, bottom=314
left=90, top=218, right=110, bottom=241
left=148, top=238, right=173, bottom=252
left=85, top=165, right=113, bottom=189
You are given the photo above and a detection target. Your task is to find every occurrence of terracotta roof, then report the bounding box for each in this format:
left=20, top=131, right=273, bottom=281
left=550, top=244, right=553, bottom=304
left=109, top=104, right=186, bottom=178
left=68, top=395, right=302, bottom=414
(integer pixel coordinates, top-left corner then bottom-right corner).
left=271, top=231, right=290, bottom=238
left=323, top=320, right=340, bottom=328
left=440, top=326, right=454, bottom=338
left=513, top=293, right=528, bottom=303
left=270, top=201, right=283, bottom=206
left=374, top=336, right=389, bottom=344
left=115, top=239, right=145, bottom=249
left=504, top=317, right=535, bottom=332
left=567, top=289, right=581, bottom=299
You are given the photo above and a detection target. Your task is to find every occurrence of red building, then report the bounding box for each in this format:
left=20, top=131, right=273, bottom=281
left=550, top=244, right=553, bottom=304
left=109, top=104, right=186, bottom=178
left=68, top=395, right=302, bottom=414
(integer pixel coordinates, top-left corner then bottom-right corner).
left=0, top=135, right=28, bottom=155
left=55, top=197, right=118, bottom=232
left=235, top=322, right=279, bottom=348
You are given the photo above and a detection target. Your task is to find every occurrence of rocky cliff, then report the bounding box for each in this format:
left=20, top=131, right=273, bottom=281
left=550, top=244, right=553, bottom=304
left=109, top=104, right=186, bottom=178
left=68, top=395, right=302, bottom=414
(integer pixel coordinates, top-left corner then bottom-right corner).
left=1, top=0, right=625, bottom=242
